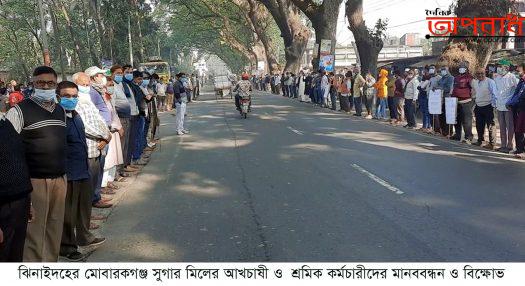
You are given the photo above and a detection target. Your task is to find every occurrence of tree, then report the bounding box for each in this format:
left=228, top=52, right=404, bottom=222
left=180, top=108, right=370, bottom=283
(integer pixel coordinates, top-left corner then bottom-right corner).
left=438, top=0, right=516, bottom=72
left=290, top=0, right=343, bottom=70
left=258, top=0, right=311, bottom=73
left=345, top=0, right=387, bottom=76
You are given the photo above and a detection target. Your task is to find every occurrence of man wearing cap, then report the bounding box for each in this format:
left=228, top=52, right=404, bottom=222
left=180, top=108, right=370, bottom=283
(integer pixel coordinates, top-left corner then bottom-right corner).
left=472, top=67, right=498, bottom=149
left=451, top=61, right=475, bottom=144
left=85, top=66, right=111, bottom=127
left=494, top=59, right=518, bottom=153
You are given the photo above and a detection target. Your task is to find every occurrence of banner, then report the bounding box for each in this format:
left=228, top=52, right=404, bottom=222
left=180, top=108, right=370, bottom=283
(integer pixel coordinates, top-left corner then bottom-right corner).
left=428, top=89, right=443, bottom=115
left=319, top=39, right=334, bottom=72
left=445, top=97, right=458, bottom=125
left=3, top=263, right=523, bottom=285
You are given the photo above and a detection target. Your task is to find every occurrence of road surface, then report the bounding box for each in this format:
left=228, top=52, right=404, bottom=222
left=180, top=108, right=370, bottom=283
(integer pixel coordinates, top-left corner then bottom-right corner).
left=88, top=90, right=525, bottom=262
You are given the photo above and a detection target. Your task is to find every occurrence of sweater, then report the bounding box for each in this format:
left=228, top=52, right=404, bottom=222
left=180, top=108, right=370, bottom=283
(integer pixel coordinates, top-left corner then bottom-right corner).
left=65, top=112, right=90, bottom=181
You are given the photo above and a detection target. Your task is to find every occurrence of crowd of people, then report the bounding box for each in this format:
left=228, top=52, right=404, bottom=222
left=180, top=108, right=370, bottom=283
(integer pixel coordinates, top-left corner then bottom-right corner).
left=0, top=64, right=195, bottom=262
left=252, top=59, right=525, bottom=159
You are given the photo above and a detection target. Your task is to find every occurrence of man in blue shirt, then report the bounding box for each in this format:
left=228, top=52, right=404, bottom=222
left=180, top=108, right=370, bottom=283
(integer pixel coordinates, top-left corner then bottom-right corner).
left=57, top=81, right=106, bottom=261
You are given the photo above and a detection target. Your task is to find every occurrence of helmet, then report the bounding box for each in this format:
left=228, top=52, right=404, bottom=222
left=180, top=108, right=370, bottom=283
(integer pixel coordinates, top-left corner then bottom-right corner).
left=241, top=73, right=249, bottom=80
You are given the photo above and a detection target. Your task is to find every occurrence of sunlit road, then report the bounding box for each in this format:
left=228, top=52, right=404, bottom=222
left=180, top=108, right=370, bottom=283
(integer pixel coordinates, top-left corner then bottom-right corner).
left=88, top=90, right=525, bottom=262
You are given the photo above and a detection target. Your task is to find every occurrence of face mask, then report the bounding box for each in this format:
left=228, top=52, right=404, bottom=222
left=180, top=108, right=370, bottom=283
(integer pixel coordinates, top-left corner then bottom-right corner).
left=497, top=68, right=507, bottom=75
left=34, top=88, right=56, bottom=101
left=78, top=85, right=90, bottom=94
left=106, top=86, right=115, bottom=95
left=429, top=69, right=435, bottom=74
left=114, top=75, right=123, bottom=84
left=142, top=79, right=150, bottom=87
left=459, top=68, right=467, bottom=74
left=60, top=97, right=78, bottom=111
left=441, top=70, right=447, bottom=76
left=124, top=74, right=133, bottom=81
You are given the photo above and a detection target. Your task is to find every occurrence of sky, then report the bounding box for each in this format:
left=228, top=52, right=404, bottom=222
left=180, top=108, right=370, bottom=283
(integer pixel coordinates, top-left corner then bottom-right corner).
left=336, top=0, right=455, bottom=44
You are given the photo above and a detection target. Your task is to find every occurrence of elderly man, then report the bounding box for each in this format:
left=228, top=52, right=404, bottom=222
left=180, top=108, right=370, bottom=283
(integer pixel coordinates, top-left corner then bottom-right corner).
left=6, top=66, right=67, bottom=262
left=494, top=60, right=518, bottom=153
left=472, top=67, right=498, bottom=149
left=452, top=62, right=475, bottom=144
left=73, top=72, right=113, bottom=211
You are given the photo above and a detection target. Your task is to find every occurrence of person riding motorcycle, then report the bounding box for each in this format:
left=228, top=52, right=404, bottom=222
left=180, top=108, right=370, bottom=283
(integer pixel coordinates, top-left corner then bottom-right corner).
left=234, top=74, right=252, bottom=111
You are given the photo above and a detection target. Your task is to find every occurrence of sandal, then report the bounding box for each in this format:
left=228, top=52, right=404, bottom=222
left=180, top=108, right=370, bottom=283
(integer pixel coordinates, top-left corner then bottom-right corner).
left=514, top=153, right=525, bottom=160
left=107, top=182, right=120, bottom=190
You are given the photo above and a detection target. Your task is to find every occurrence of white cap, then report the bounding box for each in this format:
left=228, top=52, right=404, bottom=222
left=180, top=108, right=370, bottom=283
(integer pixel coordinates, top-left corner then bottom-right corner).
left=85, top=66, right=106, bottom=77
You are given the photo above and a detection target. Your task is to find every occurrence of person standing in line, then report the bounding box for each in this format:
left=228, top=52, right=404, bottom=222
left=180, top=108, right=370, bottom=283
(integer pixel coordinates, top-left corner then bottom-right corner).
left=173, top=73, right=189, bottom=136
left=283, top=72, right=291, bottom=98
left=426, top=65, right=442, bottom=133
left=5, top=66, right=67, bottom=262
left=298, top=71, right=306, bottom=102
left=435, top=66, right=454, bottom=136
left=393, top=70, right=407, bottom=125
left=0, top=115, right=32, bottom=262
left=494, top=60, right=518, bottom=153
left=166, top=79, right=175, bottom=112
left=506, top=62, right=525, bottom=159
left=418, top=70, right=432, bottom=132
left=472, top=68, right=498, bottom=149
left=329, top=73, right=338, bottom=110
left=338, top=72, right=352, bottom=113
left=404, top=69, right=420, bottom=129
left=363, top=72, right=376, bottom=119
left=386, top=70, right=397, bottom=124
left=451, top=61, right=475, bottom=144
left=374, top=69, right=388, bottom=120
left=73, top=72, right=113, bottom=211
left=353, top=67, right=365, bottom=116
left=154, top=74, right=167, bottom=112
left=56, top=81, right=106, bottom=262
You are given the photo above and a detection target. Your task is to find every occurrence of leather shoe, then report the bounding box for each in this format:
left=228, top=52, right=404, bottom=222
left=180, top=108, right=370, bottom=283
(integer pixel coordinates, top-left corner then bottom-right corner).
left=93, top=201, right=113, bottom=209
left=90, top=222, right=100, bottom=230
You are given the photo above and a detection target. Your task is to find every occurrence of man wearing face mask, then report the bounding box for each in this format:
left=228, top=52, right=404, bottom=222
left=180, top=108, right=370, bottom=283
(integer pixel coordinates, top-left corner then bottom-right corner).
left=85, top=67, right=111, bottom=127
left=5, top=66, right=67, bottom=262
left=472, top=68, right=498, bottom=149
left=129, top=71, right=152, bottom=165
left=451, top=62, right=475, bottom=143
left=435, top=66, right=454, bottom=135
left=72, top=72, right=113, bottom=212
left=426, top=65, right=442, bottom=132
left=56, top=81, right=106, bottom=262
left=494, top=60, right=518, bottom=153
left=121, top=65, right=141, bottom=171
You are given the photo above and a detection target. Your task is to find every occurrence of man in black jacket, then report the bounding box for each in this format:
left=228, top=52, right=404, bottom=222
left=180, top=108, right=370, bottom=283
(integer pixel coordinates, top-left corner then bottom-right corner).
left=0, top=116, right=33, bottom=262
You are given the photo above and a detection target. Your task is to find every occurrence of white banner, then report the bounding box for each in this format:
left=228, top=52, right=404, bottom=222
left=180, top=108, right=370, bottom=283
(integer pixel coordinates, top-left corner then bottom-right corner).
left=445, top=97, right=458, bottom=125
left=2, top=263, right=524, bottom=286
left=429, top=90, right=443, bottom=115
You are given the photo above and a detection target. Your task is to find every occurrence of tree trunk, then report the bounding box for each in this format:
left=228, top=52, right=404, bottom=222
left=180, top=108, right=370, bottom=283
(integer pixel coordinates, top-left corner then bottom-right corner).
left=49, top=8, right=67, bottom=79
left=259, top=0, right=311, bottom=74
left=55, top=0, right=87, bottom=69
left=346, top=0, right=383, bottom=77
left=88, top=0, right=108, bottom=59
left=290, top=0, right=342, bottom=72
left=81, top=1, right=99, bottom=65
left=438, top=0, right=515, bottom=73
left=245, top=0, right=279, bottom=73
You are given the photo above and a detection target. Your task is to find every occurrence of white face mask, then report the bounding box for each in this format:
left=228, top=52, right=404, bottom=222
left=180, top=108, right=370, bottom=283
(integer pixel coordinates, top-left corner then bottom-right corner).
left=78, top=85, right=90, bottom=94
left=441, top=70, right=447, bottom=76
left=459, top=68, right=467, bottom=74
left=429, top=69, right=435, bottom=74
left=497, top=67, right=507, bottom=75
left=106, top=86, right=115, bottom=95
left=33, top=88, right=56, bottom=101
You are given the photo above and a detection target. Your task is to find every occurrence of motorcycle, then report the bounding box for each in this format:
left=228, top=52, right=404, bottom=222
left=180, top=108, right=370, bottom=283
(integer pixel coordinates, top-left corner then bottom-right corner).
left=239, top=95, right=251, bottom=119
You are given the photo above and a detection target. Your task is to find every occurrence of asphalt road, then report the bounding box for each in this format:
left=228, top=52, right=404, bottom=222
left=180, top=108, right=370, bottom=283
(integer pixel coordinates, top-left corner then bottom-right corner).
left=88, top=90, right=525, bottom=262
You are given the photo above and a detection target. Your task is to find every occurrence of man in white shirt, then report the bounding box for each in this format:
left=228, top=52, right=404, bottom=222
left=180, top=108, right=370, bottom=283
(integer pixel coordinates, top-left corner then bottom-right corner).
left=472, top=68, right=498, bottom=149
left=494, top=60, right=518, bottom=153
left=404, top=69, right=420, bottom=128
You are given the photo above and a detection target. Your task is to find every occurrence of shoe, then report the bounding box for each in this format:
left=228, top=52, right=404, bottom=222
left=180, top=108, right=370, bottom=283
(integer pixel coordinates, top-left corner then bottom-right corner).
left=147, top=142, right=156, bottom=148
left=91, top=214, right=107, bottom=221
left=182, top=129, right=190, bottom=134
left=403, top=124, right=409, bottom=128
left=107, top=182, right=120, bottom=190
left=472, top=141, right=483, bottom=146
left=134, top=159, right=149, bottom=165
left=515, top=153, right=525, bottom=159
left=123, top=166, right=139, bottom=172
left=119, top=172, right=133, bottom=178
left=62, top=251, right=85, bottom=262
left=407, top=126, right=415, bottom=130
left=92, top=201, right=113, bottom=209
left=101, top=188, right=116, bottom=195
left=115, top=176, right=128, bottom=182
left=176, top=131, right=184, bottom=135
left=83, top=237, right=106, bottom=248
left=483, top=143, right=495, bottom=150
left=90, top=222, right=100, bottom=230
left=463, top=139, right=472, bottom=145
left=144, top=147, right=155, bottom=152
left=496, top=147, right=510, bottom=153
left=365, top=115, right=373, bottom=119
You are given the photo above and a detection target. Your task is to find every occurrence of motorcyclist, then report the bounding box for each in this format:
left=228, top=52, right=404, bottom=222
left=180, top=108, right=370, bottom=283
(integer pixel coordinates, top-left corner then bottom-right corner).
left=235, top=73, right=252, bottom=111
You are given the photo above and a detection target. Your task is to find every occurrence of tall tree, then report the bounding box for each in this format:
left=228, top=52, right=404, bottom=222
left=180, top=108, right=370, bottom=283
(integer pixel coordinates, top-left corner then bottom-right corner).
left=259, top=0, right=311, bottom=73
left=289, top=0, right=342, bottom=70
left=438, top=0, right=516, bottom=72
left=346, top=0, right=387, bottom=76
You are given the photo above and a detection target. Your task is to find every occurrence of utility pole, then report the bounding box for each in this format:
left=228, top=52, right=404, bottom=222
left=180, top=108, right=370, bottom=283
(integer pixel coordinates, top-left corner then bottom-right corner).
left=37, top=0, right=51, bottom=66
left=128, top=15, right=134, bottom=66
left=157, top=37, right=161, bottom=58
